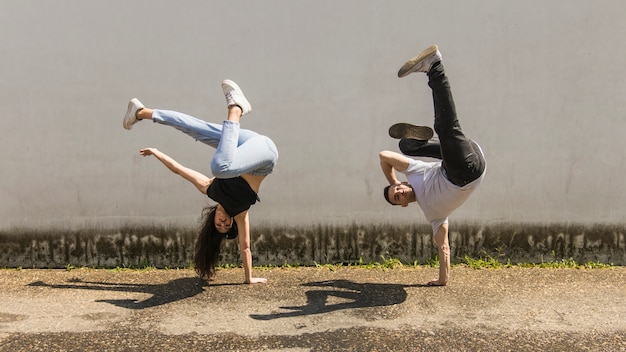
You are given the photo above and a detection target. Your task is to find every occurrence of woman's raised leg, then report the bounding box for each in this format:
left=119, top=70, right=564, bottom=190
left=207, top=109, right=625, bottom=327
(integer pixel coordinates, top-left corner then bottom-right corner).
left=210, top=82, right=278, bottom=178
left=124, top=101, right=258, bottom=148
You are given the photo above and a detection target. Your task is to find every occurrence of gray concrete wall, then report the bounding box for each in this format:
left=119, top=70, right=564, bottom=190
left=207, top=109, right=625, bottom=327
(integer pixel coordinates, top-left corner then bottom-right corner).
left=2, top=223, right=624, bottom=268
left=1, top=1, right=625, bottom=230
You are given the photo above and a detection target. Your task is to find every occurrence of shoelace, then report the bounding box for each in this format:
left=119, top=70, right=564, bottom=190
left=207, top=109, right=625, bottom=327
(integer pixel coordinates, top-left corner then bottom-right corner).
left=225, top=91, right=235, bottom=105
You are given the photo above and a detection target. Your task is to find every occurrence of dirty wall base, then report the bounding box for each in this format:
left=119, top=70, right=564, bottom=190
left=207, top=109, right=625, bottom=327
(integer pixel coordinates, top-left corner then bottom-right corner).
left=0, top=223, right=624, bottom=269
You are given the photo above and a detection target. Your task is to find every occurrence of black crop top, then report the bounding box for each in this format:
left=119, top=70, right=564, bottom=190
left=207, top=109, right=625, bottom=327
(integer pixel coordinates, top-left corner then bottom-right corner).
left=206, top=177, right=260, bottom=217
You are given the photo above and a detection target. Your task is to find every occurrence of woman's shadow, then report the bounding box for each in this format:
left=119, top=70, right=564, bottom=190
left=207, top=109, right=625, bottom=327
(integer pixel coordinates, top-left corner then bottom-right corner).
left=250, top=279, right=424, bottom=320
left=27, top=277, right=226, bottom=309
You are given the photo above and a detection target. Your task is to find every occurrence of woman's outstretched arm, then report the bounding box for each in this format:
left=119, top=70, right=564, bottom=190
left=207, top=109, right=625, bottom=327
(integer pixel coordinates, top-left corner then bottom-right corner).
left=140, top=147, right=213, bottom=194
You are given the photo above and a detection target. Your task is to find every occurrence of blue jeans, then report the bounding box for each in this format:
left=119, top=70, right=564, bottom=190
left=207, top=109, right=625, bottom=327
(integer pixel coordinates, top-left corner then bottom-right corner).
left=152, top=109, right=278, bottom=178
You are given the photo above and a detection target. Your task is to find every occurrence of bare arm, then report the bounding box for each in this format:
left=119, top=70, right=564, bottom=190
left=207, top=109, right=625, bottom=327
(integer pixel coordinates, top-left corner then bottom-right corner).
left=379, top=150, right=410, bottom=185
left=234, top=211, right=267, bottom=284
left=431, top=223, right=450, bottom=286
left=140, top=147, right=213, bottom=194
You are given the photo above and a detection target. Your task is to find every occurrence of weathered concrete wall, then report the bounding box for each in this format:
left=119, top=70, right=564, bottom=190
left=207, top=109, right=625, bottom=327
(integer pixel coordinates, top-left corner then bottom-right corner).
left=2, top=223, right=624, bottom=269
left=1, top=1, right=626, bottom=229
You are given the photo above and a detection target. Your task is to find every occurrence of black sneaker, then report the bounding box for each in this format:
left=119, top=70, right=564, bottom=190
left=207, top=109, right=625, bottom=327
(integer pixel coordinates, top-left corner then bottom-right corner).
left=388, top=122, right=433, bottom=140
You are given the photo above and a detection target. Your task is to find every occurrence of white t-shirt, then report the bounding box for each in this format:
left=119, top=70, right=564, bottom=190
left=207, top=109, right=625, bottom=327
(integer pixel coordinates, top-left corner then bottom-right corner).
left=401, top=158, right=485, bottom=235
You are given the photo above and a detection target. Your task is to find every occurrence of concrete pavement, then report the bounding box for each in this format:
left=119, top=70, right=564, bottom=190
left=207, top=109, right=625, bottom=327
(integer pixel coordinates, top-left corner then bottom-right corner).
left=0, top=266, right=625, bottom=351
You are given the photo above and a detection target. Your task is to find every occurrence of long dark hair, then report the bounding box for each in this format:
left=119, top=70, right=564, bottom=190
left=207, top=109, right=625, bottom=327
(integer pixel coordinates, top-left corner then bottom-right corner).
left=194, top=205, right=238, bottom=280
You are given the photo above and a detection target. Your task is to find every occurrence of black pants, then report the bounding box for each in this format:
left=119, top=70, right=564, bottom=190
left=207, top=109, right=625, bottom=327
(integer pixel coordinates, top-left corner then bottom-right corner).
left=403, top=61, right=486, bottom=187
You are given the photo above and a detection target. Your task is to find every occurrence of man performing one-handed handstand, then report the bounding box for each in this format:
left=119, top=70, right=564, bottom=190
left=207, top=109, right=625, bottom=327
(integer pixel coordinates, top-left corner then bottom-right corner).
left=380, top=45, right=486, bottom=286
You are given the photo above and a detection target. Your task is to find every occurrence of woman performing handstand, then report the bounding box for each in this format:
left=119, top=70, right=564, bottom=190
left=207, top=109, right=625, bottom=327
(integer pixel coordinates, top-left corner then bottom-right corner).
left=123, top=80, right=278, bottom=284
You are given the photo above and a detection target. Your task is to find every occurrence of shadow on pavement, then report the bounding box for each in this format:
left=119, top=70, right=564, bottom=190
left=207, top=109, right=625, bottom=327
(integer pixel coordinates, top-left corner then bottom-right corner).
left=27, top=277, right=221, bottom=309
left=250, top=279, right=426, bottom=320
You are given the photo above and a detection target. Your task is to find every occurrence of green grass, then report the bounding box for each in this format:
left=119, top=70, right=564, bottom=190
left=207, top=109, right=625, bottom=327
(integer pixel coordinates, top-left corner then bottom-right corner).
left=462, top=255, right=613, bottom=270
left=248, top=255, right=614, bottom=271
left=463, top=255, right=511, bottom=269
left=298, top=255, right=614, bottom=271
left=2, top=255, right=615, bottom=272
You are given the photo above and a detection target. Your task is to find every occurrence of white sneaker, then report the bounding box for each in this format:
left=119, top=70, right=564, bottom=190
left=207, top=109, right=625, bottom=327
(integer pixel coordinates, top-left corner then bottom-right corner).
left=123, top=98, right=144, bottom=130
left=397, top=44, right=442, bottom=78
left=221, top=80, right=251, bottom=116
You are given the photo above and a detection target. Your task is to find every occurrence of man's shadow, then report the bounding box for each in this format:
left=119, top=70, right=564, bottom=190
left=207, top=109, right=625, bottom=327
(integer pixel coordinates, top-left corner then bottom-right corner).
left=27, top=277, right=227, bottom=309
left=250, top=279, right=424, bottom=320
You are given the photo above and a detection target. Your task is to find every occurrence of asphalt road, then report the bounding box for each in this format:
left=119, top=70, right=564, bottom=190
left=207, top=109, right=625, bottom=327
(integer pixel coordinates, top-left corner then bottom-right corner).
left=1, top=266, right=624, bottom=351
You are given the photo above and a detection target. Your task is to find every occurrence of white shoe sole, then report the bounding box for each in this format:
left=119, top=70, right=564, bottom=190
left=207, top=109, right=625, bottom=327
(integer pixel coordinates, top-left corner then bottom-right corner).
left=123, top=98, right=143, bottom=130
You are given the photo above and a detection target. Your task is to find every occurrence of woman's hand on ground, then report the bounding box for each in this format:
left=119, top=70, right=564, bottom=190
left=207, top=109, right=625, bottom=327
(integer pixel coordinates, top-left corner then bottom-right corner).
left=246, top=277, right=268, bottom=284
